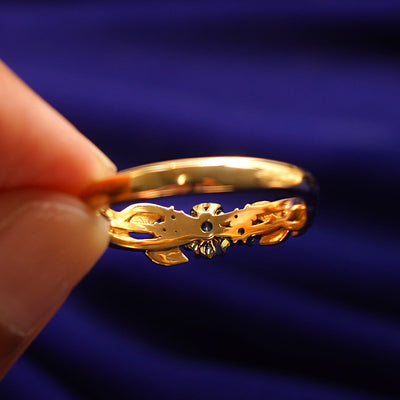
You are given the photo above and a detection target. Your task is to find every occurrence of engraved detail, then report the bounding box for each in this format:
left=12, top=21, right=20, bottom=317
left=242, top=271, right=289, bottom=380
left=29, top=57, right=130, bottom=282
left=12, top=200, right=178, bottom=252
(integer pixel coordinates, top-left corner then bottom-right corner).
left=104, top=198, right=307, bottom=266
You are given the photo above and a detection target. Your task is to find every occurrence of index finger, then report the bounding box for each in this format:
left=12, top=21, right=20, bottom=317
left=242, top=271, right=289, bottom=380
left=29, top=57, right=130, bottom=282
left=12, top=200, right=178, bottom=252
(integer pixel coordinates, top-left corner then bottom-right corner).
left=0, top=60, right=116, bottom=193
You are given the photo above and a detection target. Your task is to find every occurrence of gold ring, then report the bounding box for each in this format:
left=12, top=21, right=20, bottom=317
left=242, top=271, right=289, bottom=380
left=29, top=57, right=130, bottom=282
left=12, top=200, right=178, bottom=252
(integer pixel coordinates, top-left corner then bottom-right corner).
left=81, top=157, right=317, bottom=266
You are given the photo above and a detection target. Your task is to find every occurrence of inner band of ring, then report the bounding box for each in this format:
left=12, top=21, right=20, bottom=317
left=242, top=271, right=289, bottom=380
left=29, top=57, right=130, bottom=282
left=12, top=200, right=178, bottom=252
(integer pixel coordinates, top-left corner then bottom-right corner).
left=81, top=156, right=317, bottom=210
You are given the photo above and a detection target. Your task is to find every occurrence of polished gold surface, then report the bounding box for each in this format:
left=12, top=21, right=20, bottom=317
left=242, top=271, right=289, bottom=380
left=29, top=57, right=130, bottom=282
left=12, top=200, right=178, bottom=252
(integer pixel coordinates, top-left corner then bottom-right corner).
left=81, top=157, right=310, bottom=209
left=81, top=157, right=316, bottom=266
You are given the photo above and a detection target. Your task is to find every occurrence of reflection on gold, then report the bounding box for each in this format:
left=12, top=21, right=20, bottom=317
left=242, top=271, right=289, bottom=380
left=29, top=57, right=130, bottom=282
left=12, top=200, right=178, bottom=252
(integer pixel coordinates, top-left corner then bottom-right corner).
left=177, top=173, right=187, bottom=186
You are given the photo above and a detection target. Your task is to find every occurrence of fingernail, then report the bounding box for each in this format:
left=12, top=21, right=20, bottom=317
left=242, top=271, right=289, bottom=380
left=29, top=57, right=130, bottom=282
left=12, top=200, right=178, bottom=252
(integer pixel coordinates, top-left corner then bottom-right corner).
left=91, top=143, right=117, bottom=177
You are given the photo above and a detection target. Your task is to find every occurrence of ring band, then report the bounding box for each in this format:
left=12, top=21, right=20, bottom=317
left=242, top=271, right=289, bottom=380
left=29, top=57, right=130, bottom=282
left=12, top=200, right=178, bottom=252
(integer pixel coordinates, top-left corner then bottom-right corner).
left=81, top=157, right=317, bottom=266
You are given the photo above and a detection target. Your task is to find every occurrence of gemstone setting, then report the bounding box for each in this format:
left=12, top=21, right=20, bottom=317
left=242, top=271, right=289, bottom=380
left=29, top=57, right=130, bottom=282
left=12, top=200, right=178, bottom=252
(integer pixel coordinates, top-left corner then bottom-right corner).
left=201, top=221, right=213, bottom=233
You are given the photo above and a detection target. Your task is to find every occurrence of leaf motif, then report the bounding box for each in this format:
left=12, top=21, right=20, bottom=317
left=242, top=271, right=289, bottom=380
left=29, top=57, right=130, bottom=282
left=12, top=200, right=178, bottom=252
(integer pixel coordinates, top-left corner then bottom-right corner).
left=129, top=213, right=162, bottom=226
left=146, top=248, right=188, bottom=266
left=259, top=229, right=290, bottom=245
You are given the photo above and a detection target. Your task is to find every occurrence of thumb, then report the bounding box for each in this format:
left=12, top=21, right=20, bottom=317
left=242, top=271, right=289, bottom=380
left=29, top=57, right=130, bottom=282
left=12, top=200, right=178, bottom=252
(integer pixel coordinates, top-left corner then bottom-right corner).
left=0, top=189, right=109, bottom=378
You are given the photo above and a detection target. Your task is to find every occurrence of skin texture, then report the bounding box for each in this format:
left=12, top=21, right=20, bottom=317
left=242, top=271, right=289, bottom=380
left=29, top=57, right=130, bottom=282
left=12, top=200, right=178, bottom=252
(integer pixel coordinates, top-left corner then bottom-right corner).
left=0, top=60, right=116, bottom=378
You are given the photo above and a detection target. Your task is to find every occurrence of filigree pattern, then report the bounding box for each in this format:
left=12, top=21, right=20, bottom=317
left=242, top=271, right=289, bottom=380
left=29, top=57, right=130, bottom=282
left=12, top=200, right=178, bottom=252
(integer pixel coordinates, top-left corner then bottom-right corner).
left=104, top=198, right=307, bottom=266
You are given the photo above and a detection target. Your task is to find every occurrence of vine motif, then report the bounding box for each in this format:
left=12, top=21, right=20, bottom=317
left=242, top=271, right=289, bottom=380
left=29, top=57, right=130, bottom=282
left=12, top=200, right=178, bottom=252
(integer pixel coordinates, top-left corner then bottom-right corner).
left=105, top=198, right=307, bottom=266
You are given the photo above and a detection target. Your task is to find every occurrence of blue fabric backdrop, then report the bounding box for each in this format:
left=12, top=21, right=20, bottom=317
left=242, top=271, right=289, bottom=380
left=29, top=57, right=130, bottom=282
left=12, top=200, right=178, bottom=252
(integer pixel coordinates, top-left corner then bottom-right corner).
left=1, top=1, right=400, bottom=399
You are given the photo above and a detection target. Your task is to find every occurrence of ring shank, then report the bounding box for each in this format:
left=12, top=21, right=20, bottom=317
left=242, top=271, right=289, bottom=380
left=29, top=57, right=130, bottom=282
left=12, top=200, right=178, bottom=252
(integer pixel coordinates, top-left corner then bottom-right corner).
left=81, top=157, right=316, bottom=209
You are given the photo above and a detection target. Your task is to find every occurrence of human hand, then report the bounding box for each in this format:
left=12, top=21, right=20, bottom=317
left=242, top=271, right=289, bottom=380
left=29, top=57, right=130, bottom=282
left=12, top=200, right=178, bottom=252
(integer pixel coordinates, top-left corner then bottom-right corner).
left=0, top=60, right=116, bottom=378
